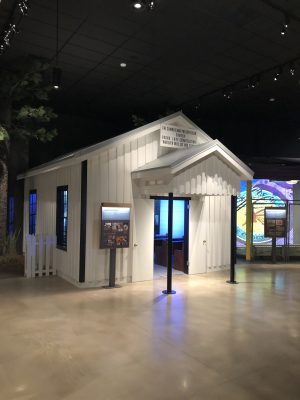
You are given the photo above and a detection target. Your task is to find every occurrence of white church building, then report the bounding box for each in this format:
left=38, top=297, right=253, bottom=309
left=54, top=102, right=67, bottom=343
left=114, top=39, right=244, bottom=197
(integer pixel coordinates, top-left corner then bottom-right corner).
left=19, top=112, right=253, bottom=288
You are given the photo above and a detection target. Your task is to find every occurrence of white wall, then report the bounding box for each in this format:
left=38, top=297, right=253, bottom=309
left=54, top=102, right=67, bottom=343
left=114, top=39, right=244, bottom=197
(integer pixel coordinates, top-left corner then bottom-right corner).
left=173, top=154, right=240, bottom=196
left=132, top=199, right=154, bottom=282
left=23, top=164, right=81, bottom=285
left=84, top=130, right=164, bottom=286
left=189, top=195, right=231, bottom=274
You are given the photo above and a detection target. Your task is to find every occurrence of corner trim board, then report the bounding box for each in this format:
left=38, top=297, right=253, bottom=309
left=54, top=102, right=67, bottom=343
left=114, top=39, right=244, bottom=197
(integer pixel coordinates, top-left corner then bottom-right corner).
left=79, top=160, right=87, bottom=283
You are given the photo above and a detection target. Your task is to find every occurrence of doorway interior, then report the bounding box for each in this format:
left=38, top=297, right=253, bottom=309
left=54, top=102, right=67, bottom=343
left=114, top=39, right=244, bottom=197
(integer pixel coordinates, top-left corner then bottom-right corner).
left=153, top=199, right=189, bottom=279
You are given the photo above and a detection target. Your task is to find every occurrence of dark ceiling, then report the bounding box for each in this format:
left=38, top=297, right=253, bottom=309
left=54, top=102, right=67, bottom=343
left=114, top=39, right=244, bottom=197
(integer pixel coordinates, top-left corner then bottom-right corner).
left=1, top=0, right=300, bottom=168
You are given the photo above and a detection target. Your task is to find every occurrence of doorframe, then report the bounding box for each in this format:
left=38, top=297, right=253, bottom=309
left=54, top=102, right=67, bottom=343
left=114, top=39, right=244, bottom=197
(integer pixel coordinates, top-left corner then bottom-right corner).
left=150, top=195, right=191, bottom=275
left=184, top=199, right=189, bottom=274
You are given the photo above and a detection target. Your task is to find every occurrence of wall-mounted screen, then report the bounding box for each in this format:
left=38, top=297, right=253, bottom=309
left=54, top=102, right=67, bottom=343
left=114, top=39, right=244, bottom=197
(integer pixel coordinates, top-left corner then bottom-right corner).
left=100, top=204, right=131, bottom=249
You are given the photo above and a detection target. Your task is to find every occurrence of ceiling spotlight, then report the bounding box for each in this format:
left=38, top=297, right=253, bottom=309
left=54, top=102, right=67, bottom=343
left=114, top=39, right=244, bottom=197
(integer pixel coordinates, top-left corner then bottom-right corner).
left=131, top=0, right=146, bottom=10
left=223, top=87, right=233, bottom=99
left=281, top=15, right=290, bottom=36
left=289, top=62, right=295, bottom=76
left=281, top=26, right=287, bottom=36
left=248, top=75, right=260, bottom=89
left=148, top=0, right=158, bottom=11
left=284, top=15, right=290, bottom=29
left=120, top=62, right=127, bottom=68
left=274, top=67, right=282, bottom=81
left=52, top=67, right=62, bottom=90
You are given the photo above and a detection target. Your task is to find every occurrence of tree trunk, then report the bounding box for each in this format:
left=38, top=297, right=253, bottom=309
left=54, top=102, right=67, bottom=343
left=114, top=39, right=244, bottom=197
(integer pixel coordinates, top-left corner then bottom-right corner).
left=0, top=99, right=11, bottom=255
left=0, top=158, right=8, bottom=255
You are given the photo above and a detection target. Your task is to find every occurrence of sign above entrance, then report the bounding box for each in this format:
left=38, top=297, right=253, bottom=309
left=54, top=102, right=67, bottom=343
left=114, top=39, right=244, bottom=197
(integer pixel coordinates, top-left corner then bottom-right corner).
left=160, top=124, right=198, bottom=149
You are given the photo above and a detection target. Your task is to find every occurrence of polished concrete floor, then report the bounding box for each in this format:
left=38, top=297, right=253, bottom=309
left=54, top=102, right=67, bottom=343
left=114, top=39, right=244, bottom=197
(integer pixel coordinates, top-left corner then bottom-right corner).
left=153, top=263, right=184, bottom=279
left=1, top=264, right=300, bottom=400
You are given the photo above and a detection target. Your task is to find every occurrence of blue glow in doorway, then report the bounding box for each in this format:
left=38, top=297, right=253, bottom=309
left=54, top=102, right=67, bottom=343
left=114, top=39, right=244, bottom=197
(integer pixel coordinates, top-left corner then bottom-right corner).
left=157, top=200, right=185, bottom=239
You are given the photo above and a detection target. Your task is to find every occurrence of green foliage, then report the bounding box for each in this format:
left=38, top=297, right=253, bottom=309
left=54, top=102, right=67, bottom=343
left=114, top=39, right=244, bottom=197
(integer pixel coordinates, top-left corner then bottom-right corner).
left=0, top=58, right=52, bottom=102
left=16, top=105, right=56, bottom=122
left=0, top=56, right=58, bottom=144
left=0, top=125, right=9, bottom=141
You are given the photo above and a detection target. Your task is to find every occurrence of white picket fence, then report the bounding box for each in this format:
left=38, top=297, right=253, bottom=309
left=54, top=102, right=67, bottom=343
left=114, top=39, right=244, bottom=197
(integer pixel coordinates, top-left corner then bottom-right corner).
left=25, top=234, right=57, bottom=278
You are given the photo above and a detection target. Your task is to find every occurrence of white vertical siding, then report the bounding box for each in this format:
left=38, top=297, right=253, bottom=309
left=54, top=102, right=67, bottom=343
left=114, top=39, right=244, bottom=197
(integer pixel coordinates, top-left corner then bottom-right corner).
left=85, top=129, right=165, bottom=286
left=173, top=155, right=240, bottom=196
left=23, top=164, right=81, bottom=285
left=189, top=195, right=231, bottom=275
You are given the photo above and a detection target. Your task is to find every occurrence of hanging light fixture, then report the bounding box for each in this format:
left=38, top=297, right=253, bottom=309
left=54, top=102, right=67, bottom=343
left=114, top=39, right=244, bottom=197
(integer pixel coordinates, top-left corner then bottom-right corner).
left=52, top=0, right=62, bottom=89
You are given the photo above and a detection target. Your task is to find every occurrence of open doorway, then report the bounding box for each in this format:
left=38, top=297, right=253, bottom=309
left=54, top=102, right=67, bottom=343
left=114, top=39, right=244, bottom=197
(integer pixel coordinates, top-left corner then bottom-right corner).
left=153, top=199, right=189, bottom=279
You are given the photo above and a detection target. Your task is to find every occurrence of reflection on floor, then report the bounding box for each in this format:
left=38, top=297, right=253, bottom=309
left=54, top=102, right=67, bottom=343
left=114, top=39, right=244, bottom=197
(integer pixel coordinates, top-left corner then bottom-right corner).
left=153, top=263, right=184, bottom=279
left=1, top=264, right=300, bottom=399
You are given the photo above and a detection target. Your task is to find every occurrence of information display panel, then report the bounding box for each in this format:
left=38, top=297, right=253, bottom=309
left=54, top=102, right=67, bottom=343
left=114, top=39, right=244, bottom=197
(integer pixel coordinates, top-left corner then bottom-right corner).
left=100, top=203, right=131, bottom=249
left=264, top=207, right=287, bottom=238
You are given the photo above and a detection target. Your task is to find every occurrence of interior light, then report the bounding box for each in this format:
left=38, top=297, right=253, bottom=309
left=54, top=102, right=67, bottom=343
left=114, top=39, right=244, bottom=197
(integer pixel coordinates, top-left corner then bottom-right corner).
left=287, top=180, right=299, bottom=185
left=52, top=67, right=62, bottom=90
left=131, top=0, right=145, bottom=10
left=284, top=15, right=290, bottom=28
left=18, top=0, right=29, bottom=15
left=148, top=0, right=158, bottom=10
left=274, top=67, right=282, bottom=81
left=269, top=97, right=276, bottom=102
left=289, top=63, right=295, bottom=76
left=281, top=26, right=287, bottom=36
left=223, top=87, right=233, bottom=99
left=120, top=62, right=127, bottom=68
left=248, top=75, right=260, bottom=89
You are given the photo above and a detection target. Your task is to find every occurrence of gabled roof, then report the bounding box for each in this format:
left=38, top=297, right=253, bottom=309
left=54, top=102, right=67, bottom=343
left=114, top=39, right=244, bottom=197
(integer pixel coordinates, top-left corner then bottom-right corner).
left=132, top=139, right=254, bottom=181
left=18, top=111, right=211, bottom=179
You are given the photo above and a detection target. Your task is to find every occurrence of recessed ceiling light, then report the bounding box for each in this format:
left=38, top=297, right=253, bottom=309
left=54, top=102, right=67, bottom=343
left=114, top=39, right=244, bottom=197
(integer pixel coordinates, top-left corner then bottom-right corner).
left=269, top=98, right=275, bottom=102
left=131, top=1, right=145, bottom=10
left=52, top=67, right=62, bottom=90
left=120, top=62, right=127, bottom=68
left=281, top=27, right=287, bottom=36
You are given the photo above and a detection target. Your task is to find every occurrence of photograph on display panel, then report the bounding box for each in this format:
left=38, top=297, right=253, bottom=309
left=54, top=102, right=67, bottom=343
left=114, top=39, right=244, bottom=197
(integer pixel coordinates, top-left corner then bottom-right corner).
left=100, top=203, right=131, bottom=249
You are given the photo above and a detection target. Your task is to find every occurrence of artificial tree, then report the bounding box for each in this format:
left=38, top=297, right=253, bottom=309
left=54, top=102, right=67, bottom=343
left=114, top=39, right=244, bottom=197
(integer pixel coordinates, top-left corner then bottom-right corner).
left=0, top=57, right=58, bottom=254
